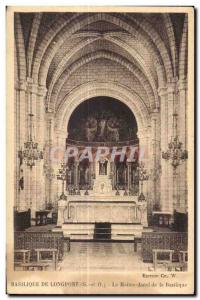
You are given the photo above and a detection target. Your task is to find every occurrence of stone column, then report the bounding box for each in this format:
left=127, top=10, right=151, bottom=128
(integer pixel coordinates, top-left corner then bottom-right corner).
left=159, top=80, right=178, bottom=215
left=137, top=127, right=151, bottom=201
left=45, top=111, right=55, bottom=206
left=15, top=80, right=28, bottom=211
left=159, top=85, right=169, bottom=212
left=150, top=109, right=161, bottom=210
left=57, top=199, right=67, bottom=226
left=177, top=78, right=188, bottom=212
left=167, top=82, right=176, bottom=214
left=28, top=80, right=46, bottom=218
left=52, top=129, right=67, bottom=201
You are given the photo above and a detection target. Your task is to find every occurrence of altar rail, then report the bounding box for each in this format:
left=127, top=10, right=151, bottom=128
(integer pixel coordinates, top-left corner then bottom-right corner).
left=14, top=231, right=65, bottom=260
left=141, top=232, right=188, bottom=262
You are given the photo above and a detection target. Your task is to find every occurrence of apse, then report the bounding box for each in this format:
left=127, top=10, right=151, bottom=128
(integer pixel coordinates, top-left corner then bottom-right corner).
left=67, top=96, right=138, bottom=143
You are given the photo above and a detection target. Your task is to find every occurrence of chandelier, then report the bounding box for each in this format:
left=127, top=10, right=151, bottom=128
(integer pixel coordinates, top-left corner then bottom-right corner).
left=57, top=161, right=68, bottom=200
left=162, top=113, right=188, bottom=169
left=137, top=162, right=149, bottom=202
left=19, top=95, right=43, bottom=168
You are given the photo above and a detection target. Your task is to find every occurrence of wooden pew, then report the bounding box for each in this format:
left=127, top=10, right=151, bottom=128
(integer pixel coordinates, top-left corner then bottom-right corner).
left=14, top=231, right=65, bottom=262
left=141, top=232, right=187, bottom=262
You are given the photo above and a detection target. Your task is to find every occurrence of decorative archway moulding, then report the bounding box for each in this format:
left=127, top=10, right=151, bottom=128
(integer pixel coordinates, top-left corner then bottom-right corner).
left=54, top=81, right=151, bottom=138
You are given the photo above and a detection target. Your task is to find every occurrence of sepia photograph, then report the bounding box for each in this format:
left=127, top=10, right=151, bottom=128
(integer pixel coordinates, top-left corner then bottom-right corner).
left=6, top=5, right=194, bottom=295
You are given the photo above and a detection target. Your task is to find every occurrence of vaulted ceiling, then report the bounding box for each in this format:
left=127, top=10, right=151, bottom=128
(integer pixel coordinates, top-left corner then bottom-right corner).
left=14, top=12, right=188, bottom=115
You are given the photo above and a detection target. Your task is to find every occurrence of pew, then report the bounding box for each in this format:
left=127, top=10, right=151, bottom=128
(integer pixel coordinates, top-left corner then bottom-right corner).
left=141, top=232, right=187, bottom=262
left=14, top=231, right=65, bottom=262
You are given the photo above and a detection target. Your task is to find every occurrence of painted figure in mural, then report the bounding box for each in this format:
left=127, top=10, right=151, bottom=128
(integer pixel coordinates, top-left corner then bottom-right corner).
left=107, top=117, right=120, bottom=141
left=97, top=118, right=107, bottom=140
left=85, top=117, right=97, bottom=141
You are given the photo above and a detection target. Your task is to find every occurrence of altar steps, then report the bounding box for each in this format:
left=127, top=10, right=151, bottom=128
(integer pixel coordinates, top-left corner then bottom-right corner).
left=59, top=223, right=144, bottom=241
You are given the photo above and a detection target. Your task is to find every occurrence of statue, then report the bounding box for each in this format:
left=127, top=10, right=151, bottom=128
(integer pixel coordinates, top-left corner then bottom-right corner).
left=99, top=159, right=108, bottom=175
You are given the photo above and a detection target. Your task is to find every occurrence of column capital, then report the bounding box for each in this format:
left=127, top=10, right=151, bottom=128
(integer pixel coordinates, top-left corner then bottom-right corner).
left=28, top=82, right=39, bottom=95
left=25, top=78, right=47, bottom=97
left=137, top=127, right=149, bottom=140
left=15, top=79, right=28, bottom=91
left=47, top=102, right=55, bottom=113
left=166, top=82, right=176, bottom=94
left=150, top=108, right=160, bottom=120
left=38, top=85, right=47, bottom=97
left=46, top=111, right=54, bottom=120
left=177, top=78, right=187, bottom=91
left=158, top=86, right=167, bottom=97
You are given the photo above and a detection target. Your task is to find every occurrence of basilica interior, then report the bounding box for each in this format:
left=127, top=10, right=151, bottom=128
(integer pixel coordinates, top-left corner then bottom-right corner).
left=14, top=11, right=188, bottom=272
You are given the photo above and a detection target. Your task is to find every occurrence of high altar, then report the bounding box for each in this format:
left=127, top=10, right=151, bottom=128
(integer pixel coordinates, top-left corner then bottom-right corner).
left=57, top=156, right=148, bottom=240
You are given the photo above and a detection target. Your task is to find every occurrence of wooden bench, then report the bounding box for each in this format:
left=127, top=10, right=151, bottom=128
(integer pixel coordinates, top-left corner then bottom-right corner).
left=35, top=248, right=58, bottom=270
left=178, top=250, right=188, bottom=263
left=14, top=249, right=30, bottom=263
left=164, top=262, right=187, bottom=271
left=152, top=249, right=174, bottom=271
left=20, top=262, right=49, bottom=271
left=142, top=232, right=187, bottom=262
left=14, top=231, right=64, bottom=261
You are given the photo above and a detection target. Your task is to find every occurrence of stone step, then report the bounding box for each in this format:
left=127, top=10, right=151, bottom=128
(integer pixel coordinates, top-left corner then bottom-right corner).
left=61, top=223, right=144, bottom=239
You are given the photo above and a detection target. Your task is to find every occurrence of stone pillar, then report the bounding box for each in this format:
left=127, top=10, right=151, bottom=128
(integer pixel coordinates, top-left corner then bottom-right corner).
left=166, top=82, right=176, bottom=214
left=57, top=199, right=67, bottom=226
left=137, top=127, right=151, bottom=202
left=177, top=78, right=188, bottom=212
left=15, top=80, right=28, bottom=211
left=45, top=111, right=55, bottom=206
left=150, top=109, right=161, bottom=210
left=52, top=129, right=66, bottom=201
left=159, top=80, right=179, bottom=215
left=159, top=86, right=169, bottom=212
left=16, top=78, right=46, bottom=219
left=28, top=79, right=46, bottom=218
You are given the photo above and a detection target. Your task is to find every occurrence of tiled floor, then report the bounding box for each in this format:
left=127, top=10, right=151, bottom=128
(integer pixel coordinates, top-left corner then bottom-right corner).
left=59, top=242, right=153, bottom=272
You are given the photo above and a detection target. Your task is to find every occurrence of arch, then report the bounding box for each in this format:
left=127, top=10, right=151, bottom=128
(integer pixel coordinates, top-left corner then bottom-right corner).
left=49, top=50, right=156, bottom=110
left=55, top=81, right=150, bottom=136
left=46, top=35, right=160, bottom=108
left=46, top=36, right=99, bottom=88
left=27, top=13, right=43, bottom=77
left=67, top=96, right=138, bottom=142
left=179, top=14, right=188, bottom=79
left=125, top=14, right=173, bottom=79
left=162, top=14, right=177, bottom=77
left=14, top=40, right=18, bottom=82
left=33, top=13, right=171, bottom=85
left=31, top=12, right=81, bottom=78
left=106, top=35, right=163, bottom=94
left=14, top=13, right=26, bottom=80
